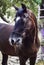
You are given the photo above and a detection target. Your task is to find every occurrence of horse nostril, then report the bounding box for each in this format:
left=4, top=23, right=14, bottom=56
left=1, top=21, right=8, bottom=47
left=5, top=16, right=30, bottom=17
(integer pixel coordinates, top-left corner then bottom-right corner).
left=16, top=39, right=20, bottom=42
left=11, top=39, right=14, bottom=45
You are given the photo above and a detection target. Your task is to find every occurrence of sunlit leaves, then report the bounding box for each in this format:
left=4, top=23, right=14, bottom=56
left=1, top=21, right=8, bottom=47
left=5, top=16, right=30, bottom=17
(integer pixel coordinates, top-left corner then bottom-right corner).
left=0, top=0, right=42, bottom=22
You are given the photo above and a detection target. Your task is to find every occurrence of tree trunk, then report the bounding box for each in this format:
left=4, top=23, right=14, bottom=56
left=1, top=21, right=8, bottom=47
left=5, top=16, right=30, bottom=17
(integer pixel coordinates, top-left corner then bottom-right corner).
left=0, top=13, right=9, bottom=23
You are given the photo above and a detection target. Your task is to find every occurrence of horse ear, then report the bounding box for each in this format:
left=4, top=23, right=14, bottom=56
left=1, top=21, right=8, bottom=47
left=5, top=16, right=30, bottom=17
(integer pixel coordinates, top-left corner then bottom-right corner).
left=13, top=5, right=19, bottom=11
left=21, top=3, right=27, bottom=12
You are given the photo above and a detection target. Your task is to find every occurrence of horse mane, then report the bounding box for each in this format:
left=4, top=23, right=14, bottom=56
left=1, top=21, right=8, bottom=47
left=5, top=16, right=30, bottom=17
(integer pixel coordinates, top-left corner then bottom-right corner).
left=27, top=9, right=40, bottom=47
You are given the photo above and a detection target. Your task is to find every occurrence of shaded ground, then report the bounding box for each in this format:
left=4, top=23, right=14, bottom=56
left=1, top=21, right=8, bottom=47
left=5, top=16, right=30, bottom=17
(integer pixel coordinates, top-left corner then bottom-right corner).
left=36, top=60, right=44, bottom=65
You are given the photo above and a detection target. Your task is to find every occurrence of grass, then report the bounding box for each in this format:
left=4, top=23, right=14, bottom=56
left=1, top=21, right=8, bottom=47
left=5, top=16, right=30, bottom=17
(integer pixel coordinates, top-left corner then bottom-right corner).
left=36, top=60, right=44, bottom=65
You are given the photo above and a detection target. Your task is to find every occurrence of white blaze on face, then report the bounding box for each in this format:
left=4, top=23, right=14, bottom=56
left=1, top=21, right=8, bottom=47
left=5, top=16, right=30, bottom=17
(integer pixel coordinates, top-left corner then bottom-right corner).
left=16, top=17, right=21, bottom=22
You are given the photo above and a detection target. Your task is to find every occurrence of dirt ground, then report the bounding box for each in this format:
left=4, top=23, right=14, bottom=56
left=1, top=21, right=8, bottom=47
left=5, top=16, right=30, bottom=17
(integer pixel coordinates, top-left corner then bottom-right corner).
left=0, top=51, right=44, bottom=65
left=0, top=51, right=20, bottom=65
left=0, top=51, right=31, bottom=65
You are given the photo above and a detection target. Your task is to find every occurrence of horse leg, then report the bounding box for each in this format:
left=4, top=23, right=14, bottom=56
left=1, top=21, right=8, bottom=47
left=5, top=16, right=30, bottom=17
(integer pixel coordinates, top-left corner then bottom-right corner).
left=30, top=56, right=36, bottom=65
left=19, top=57, right=27, bottom=65
left=2, top=53, right=8, bottom=65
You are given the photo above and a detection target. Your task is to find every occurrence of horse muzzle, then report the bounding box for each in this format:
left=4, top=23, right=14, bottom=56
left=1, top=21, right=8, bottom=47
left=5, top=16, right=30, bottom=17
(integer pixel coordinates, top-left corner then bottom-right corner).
left=9, top=37, right=22, bottom=46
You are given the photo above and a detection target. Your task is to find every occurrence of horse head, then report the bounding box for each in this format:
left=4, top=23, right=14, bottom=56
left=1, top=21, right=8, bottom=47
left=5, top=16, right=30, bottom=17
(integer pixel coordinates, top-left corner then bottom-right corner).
left=9, top=4, right=36, bottom=48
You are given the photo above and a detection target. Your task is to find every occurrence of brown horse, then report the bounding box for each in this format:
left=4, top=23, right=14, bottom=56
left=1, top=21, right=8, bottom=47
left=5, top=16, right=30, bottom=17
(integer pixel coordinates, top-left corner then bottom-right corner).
left=0, top=4, right=40, bottom=65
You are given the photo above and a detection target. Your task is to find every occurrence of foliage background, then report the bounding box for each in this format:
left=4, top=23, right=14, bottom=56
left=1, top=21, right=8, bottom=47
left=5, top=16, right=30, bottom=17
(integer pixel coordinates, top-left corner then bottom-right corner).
left=0, top=0, right=42, bottom=22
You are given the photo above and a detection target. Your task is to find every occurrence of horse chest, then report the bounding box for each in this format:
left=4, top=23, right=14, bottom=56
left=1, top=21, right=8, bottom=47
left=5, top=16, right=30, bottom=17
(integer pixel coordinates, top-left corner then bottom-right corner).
left=19, top=46, right=37, bottom=57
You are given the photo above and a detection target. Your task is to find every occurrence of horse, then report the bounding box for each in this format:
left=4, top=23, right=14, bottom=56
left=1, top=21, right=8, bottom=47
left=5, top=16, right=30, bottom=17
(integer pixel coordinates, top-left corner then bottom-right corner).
left=0, top=4, right=40, bottom=65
